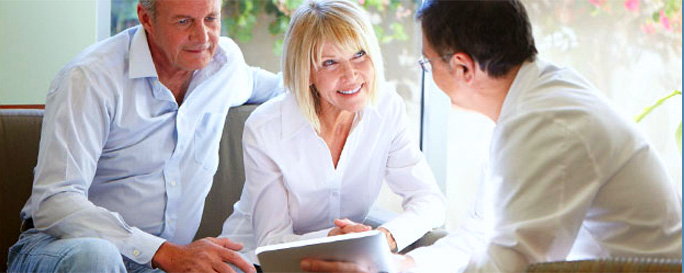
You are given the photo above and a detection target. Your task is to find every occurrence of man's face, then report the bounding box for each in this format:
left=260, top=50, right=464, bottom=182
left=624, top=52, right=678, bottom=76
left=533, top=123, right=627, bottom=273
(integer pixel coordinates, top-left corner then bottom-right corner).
left=421, top=34, right=459, bottom=103
left=141, top=0, right=221, bottom=72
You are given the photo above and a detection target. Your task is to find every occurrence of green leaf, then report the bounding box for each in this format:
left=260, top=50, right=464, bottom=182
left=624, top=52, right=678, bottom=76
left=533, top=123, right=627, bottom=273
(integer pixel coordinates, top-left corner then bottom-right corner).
left=286, top=0, right=305, bottom=11
left=676, top=122, right=682, bottom=155
left=634, top=90, right=681, bottom=122
left=390, top=22, right=408, bottom=41
left=273, top=38, right=284, bottom=56
left=366, top=0, right=385, bottom=11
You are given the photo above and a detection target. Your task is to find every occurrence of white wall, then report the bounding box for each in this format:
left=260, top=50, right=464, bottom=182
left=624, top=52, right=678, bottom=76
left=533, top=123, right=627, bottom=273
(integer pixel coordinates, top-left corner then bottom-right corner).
left=0, top=0, right=99, bottom=104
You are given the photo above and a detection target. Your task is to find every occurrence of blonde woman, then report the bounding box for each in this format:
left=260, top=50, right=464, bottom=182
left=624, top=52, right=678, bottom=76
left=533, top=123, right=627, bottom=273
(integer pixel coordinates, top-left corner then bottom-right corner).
left=220, top=0, right=445, bottom=264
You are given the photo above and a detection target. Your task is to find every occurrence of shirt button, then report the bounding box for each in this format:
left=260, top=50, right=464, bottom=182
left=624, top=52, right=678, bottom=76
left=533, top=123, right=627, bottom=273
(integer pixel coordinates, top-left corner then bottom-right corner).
left=167, top=219, right=172, bottom=225
left=332, top=191, right=339, bottom=197
left=170, top=181, right=177, bottom=187
left=133, top=249, right=140, bottom=256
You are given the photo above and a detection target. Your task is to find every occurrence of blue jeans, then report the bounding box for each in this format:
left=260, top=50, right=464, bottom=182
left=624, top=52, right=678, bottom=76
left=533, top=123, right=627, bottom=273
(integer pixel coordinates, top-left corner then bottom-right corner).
left=7, top=229, right=162, bottom=273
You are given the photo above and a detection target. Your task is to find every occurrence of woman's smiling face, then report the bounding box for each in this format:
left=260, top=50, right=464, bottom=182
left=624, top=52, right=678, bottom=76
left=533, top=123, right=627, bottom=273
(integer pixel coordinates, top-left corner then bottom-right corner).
left=311, top=41, right=375, bottom=115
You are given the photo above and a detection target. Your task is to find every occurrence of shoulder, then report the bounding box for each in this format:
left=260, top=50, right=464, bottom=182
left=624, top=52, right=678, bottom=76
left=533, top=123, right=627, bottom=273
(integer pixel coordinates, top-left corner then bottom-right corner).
left=47, top=29, right=134, bottom=101
left=65, top=27, right=134, bottom=75
left=244, top=92, right=289, bottom=134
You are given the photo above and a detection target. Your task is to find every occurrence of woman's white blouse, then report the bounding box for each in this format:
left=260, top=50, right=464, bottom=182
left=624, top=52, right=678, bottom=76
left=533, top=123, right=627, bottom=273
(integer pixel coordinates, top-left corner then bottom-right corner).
left=221, top=88, right=445, bottom=263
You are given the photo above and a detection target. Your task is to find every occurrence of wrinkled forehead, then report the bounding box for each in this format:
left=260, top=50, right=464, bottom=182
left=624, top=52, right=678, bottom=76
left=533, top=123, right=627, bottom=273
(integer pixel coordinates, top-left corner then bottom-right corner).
left=156, top=0, right=222, bottom=14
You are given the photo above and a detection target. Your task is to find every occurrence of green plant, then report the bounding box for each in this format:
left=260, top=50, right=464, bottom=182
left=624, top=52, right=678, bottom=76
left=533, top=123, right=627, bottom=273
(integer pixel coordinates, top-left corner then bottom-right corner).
left=111, top=0, right=417, bottom=56
left=634, top=90, right=682, bottom=154
left=222, top=0, right=416, bottom=55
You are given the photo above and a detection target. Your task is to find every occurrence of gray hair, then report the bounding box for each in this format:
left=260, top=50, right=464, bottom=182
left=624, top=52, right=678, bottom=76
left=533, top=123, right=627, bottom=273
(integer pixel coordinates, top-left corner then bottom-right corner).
left=139, top=0, right=156, bottom=19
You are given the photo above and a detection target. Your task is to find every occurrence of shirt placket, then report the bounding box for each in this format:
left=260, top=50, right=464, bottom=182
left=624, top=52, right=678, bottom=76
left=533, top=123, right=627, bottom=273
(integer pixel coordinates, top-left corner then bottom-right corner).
left=160, top=95, right=190, bottom=239
left=326, top=116, right=362, bottom=223
left=328, top=170, right=342, bottom=223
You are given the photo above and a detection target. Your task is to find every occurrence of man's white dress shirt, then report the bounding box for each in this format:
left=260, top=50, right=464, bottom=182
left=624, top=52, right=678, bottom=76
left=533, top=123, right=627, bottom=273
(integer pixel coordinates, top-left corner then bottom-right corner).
left=407, top=60, right=682, bottom=272
left=221, top=88, right=445, bottom=263
left=20, top=26, right=282, bottom=266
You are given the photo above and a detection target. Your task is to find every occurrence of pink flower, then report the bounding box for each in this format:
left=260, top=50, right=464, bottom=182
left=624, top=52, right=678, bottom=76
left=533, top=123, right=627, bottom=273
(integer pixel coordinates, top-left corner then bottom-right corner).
left=589, top=0, right=606, bottom=8
left=660, top=10, right=672, bottom=31
left=358, top=0, right=365, bottom=5
left=641, top=22, right=656, bottom=35
left=623, top=0, right=639, bottom=12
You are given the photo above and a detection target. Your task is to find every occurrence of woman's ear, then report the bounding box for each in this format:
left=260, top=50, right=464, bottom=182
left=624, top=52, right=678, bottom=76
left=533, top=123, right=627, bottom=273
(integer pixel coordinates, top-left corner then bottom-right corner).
left=449, top=53, right=476, bottom=84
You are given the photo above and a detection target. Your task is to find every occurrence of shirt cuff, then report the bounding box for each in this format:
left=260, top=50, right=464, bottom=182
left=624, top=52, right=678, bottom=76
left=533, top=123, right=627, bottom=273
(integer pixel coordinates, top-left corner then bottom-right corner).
left=380, top=212, right=430, bottom=251
left=121, top=227, right=166, bottom=267
left=405, top=247, right=440, bottom=273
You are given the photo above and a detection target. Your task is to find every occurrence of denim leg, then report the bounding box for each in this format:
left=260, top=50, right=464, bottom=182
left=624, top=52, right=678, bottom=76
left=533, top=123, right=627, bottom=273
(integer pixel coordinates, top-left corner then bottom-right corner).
left=123, top=256, right=250, bottom=273
left=123, top=258, right=164, bottom=273
left=8, top=229, right=126, bottom=273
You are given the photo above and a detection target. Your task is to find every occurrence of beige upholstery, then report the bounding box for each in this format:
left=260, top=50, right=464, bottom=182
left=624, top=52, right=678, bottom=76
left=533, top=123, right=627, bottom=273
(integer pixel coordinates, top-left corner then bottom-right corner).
left=527, top=258, right=683, bottom=273
left=0, top=106, right=256, bottom=270
left=0, top=109, right=43, bottom=272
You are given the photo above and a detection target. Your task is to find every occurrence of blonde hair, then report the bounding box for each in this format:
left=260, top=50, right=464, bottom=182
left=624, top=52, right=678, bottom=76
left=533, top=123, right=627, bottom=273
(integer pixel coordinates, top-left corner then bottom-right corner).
left=282, top=0, right=385, bottom=132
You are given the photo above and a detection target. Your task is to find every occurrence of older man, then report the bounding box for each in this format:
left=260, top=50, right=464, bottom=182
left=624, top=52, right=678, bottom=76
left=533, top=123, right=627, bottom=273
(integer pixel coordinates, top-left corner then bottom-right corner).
left=302, top=0, right=681, bottom=272
left=7, top=0, right=280, bottom=272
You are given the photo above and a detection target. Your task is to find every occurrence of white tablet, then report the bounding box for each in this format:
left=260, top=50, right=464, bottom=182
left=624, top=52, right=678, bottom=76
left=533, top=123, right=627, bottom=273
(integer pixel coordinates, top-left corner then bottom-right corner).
left=255, top=230, right=397, bottom=273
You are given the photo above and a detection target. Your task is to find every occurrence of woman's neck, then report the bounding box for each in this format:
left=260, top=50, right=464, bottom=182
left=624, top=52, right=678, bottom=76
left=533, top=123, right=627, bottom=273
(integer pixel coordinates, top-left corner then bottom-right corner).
left=317, top=104, right=356, bottom=168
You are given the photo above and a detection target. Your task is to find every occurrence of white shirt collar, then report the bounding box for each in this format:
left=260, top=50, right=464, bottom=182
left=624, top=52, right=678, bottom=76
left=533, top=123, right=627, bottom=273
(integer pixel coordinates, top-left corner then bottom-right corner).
left=498, top=59, right=542, bottom=123
left=127, top=26, right=229, bottom=81
left=129, top=26, right=158, bottom=79
left=281, top=92, right=313, bottom=139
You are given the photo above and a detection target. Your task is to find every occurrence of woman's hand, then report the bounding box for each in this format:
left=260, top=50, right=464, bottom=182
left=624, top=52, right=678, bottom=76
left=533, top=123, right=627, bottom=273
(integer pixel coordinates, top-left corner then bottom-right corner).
left=376, top=227, right=398, bottom=253
left=328, top=218, right=372, bottom=236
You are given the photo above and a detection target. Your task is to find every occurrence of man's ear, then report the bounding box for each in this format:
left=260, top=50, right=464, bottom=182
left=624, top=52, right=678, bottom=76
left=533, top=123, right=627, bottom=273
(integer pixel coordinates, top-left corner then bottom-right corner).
left=449, top=53, right=476, bottom=84
left=137, top=3, right=153, bottom=34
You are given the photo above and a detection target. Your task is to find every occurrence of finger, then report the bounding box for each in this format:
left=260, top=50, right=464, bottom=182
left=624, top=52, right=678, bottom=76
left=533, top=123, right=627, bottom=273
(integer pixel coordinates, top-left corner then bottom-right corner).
left=333, top=218, right=353, bottom=228
left=219, top=249, right=255, bottom=273
left=328, top=227, right=342, bottom=237
left=211, top=237, right=244, bottom=251
left=301, top=259, right=367, bottom=273
left=212, top=259, right=235, bottom=273
left=341, top=224, right=371, bottom=234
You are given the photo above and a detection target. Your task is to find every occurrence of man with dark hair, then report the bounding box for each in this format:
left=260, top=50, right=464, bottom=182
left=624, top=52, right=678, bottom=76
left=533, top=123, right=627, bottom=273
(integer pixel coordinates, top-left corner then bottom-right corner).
left=302, top=1, right=681, bottom=272
left=7, top=0, right=280, bottom=272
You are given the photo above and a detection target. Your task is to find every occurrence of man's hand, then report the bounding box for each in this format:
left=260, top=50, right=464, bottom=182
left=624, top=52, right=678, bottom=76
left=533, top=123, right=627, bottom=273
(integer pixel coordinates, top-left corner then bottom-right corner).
left=152, top=237, right=255, bottom=273
left=328, top=218, right=372, bottom=236
left=300, top=259, right=371, bottom=273
left=300, top=254, right=415, bottom=273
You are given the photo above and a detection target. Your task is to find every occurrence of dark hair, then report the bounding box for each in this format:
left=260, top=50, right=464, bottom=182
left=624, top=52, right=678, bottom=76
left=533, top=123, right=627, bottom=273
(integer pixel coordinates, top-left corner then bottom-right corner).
left=416, top=0, right=537, bottom=77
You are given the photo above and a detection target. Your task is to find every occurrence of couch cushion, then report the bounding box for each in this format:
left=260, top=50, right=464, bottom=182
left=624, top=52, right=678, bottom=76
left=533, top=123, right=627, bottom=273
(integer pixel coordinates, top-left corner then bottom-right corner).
left=0, top=109, right=44, bottom=271
left=0, top=105, right=258, bottom=271
left=195, top=104, right=258, bottom=239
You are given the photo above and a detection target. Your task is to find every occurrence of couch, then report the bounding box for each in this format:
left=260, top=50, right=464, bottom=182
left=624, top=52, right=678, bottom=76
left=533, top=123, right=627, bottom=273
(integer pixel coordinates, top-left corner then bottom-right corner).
left=0, top=106, right=445, bottom=271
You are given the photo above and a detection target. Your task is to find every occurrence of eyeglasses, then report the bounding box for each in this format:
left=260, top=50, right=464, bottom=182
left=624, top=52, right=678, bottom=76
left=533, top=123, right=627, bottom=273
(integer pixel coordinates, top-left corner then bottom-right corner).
left=418, top=54, right=453, bottom=73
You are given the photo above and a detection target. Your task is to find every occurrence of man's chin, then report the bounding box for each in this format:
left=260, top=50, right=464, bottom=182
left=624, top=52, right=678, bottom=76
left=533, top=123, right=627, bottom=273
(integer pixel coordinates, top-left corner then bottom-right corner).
left=179, top=59, right=212, bottom=71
